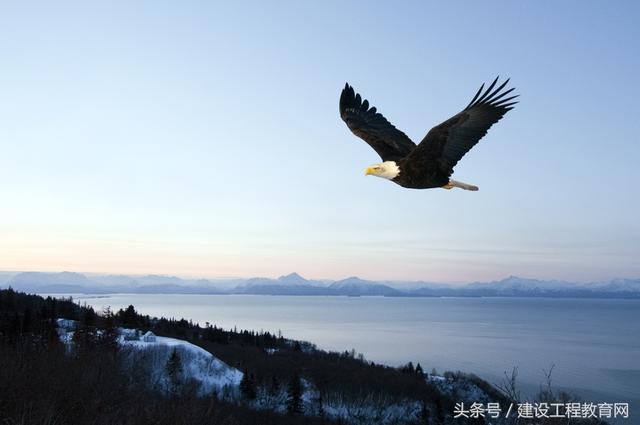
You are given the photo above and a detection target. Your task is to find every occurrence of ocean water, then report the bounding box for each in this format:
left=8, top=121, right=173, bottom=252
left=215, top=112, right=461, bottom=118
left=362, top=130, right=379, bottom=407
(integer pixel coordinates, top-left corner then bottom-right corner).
left=59, top=294, right=639, bottom=414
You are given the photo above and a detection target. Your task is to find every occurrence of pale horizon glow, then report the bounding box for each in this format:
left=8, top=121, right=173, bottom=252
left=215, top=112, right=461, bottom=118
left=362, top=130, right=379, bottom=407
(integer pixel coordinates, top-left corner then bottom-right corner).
left=1, top=1, right=639, bottom=282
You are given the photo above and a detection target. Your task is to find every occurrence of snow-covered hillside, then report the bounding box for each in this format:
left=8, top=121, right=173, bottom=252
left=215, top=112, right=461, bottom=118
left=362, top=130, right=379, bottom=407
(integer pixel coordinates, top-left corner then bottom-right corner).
left=57, top=320, right=242, bottom=396
left=121, top=330, right=243, bottom=395
left=55, top=319, right=498, bottom=425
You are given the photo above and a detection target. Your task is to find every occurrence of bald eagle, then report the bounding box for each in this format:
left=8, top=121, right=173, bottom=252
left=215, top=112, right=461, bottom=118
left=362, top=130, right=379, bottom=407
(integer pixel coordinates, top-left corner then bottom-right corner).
left=339, top=77, right=518, bottom=190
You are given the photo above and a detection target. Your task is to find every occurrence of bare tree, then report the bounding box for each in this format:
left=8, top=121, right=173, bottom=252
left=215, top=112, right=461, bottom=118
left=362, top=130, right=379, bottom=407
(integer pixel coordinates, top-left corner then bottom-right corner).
left=496, top=366, right=520, bottom=402
left=537, top=364, right=556, bottom=402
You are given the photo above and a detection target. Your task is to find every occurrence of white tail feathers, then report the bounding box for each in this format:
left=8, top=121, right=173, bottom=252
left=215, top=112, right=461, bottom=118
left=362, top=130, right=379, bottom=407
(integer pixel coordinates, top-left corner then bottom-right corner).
left=447, top=179, right=479, bottom=191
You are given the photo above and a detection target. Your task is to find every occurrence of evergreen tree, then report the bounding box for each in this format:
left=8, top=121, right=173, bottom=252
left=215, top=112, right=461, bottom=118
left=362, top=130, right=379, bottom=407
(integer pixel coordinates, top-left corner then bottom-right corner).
left=72, top=326, right=97, bottom=356
left=420, top=401, right=431, bottom=424
left=22, top=308, right=32, bottom=334
left=42, top=317, right=60, bottom=346
left=9, top=312, right=20, bottom=343
left=400, top=361, right=416, bottom=374
left=286, top=372, right=303, bottom=414
left=81, top=307, right=96, bottom=327
left=239, top=369, right=257, bottom=400
left=269, top=374, right=280, bottom=396
left=120, top=305, right=138, bottom=327
left=99, top=307, right=119, bottom=352
left=314, top=393, right=325, bottom=417
left=165, top=348, right=183, bottom=395
left=415, top=362, right=424, bottom=376
left=434, top=397, right=444, bottom=424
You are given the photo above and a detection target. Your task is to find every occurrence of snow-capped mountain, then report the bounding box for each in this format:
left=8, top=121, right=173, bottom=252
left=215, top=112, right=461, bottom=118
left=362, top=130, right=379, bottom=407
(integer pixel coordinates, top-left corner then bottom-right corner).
left=466, top=275, right=581, bottom=291
left=235, top=273, right=332, bottom=295
left=240, top=272, right=311, bottom=288
left=238, top=274, right=402, bottom=296
left=5, top=271, right=227, bottom=294
left=3, top=271, right=639, bottom=298
left=8, top=271, right=95, bottom=292
left=329, top=277, right=401, bottom=296
left=459, top=276, right=582, bottom=296
left=0, top=272, right=16, bottom=286
left=588, top=278, right=640, bottom=293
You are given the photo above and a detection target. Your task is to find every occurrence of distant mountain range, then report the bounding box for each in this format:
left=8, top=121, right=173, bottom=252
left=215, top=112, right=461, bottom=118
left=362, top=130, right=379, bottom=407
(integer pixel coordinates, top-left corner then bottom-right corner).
left=1, top=271, right=639, bottom=298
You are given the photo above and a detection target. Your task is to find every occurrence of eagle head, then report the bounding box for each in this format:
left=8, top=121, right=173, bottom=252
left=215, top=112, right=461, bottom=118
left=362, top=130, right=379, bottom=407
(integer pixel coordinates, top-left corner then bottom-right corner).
left=364, top=161, right=400, bottom=180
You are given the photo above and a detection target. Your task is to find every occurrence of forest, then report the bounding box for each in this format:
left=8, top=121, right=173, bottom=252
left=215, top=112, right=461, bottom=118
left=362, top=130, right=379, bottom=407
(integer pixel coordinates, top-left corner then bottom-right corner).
left=0, top=288, right=606, bottom=425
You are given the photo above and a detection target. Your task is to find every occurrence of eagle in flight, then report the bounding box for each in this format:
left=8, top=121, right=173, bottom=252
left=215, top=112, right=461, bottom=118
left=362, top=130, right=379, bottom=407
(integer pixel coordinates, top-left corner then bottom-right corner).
left=339, top=77, right=518, bottom=191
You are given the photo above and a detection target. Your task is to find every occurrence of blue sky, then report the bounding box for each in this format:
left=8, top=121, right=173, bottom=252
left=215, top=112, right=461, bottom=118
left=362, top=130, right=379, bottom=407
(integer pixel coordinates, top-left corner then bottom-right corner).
left=0, top=1, right=638, bottom=282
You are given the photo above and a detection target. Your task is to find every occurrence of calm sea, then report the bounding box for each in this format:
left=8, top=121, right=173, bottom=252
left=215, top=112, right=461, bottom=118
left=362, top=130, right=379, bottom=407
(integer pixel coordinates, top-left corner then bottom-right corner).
left=54, top=294, right=639, bottom=415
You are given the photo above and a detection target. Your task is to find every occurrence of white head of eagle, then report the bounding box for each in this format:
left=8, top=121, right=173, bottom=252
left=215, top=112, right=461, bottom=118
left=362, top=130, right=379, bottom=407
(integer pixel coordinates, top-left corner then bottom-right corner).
left=364, top=161, right=400, bottom=180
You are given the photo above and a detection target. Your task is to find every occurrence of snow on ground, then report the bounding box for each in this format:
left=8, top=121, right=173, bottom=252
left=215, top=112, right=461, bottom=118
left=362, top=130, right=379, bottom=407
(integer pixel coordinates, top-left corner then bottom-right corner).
left=56, top=318, right=77, bottom=330
left=427, top=374, right=447, bottom=382
left=248, top=377, right=422, bottom=424
left=56, top=320, right=242, bottom=396
left=321, top=396, right=422, bottom=425
left=120, top=332, right=243, bottom=394
left=54, top=319, right=461, bottom=424
left=427, top=374, right=491, bottom=404
left=120, top=336, right=242, bottom=394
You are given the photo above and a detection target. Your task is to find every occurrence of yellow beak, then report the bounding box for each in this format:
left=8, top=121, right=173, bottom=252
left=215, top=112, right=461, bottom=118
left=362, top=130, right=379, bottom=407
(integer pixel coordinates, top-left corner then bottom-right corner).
left=365, top=167, right=375, bottom=176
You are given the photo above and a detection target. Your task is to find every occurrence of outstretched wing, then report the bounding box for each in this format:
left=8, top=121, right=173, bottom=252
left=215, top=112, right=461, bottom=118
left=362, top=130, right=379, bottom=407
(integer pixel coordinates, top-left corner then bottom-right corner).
left=340, top=83, right=416, bottom=161
left=411, top=77, right=518, bottom=174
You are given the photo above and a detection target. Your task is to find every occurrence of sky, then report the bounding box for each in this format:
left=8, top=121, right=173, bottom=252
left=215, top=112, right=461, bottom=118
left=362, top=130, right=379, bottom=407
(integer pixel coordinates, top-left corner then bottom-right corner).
left=1, top=1, right=639, bottom=283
